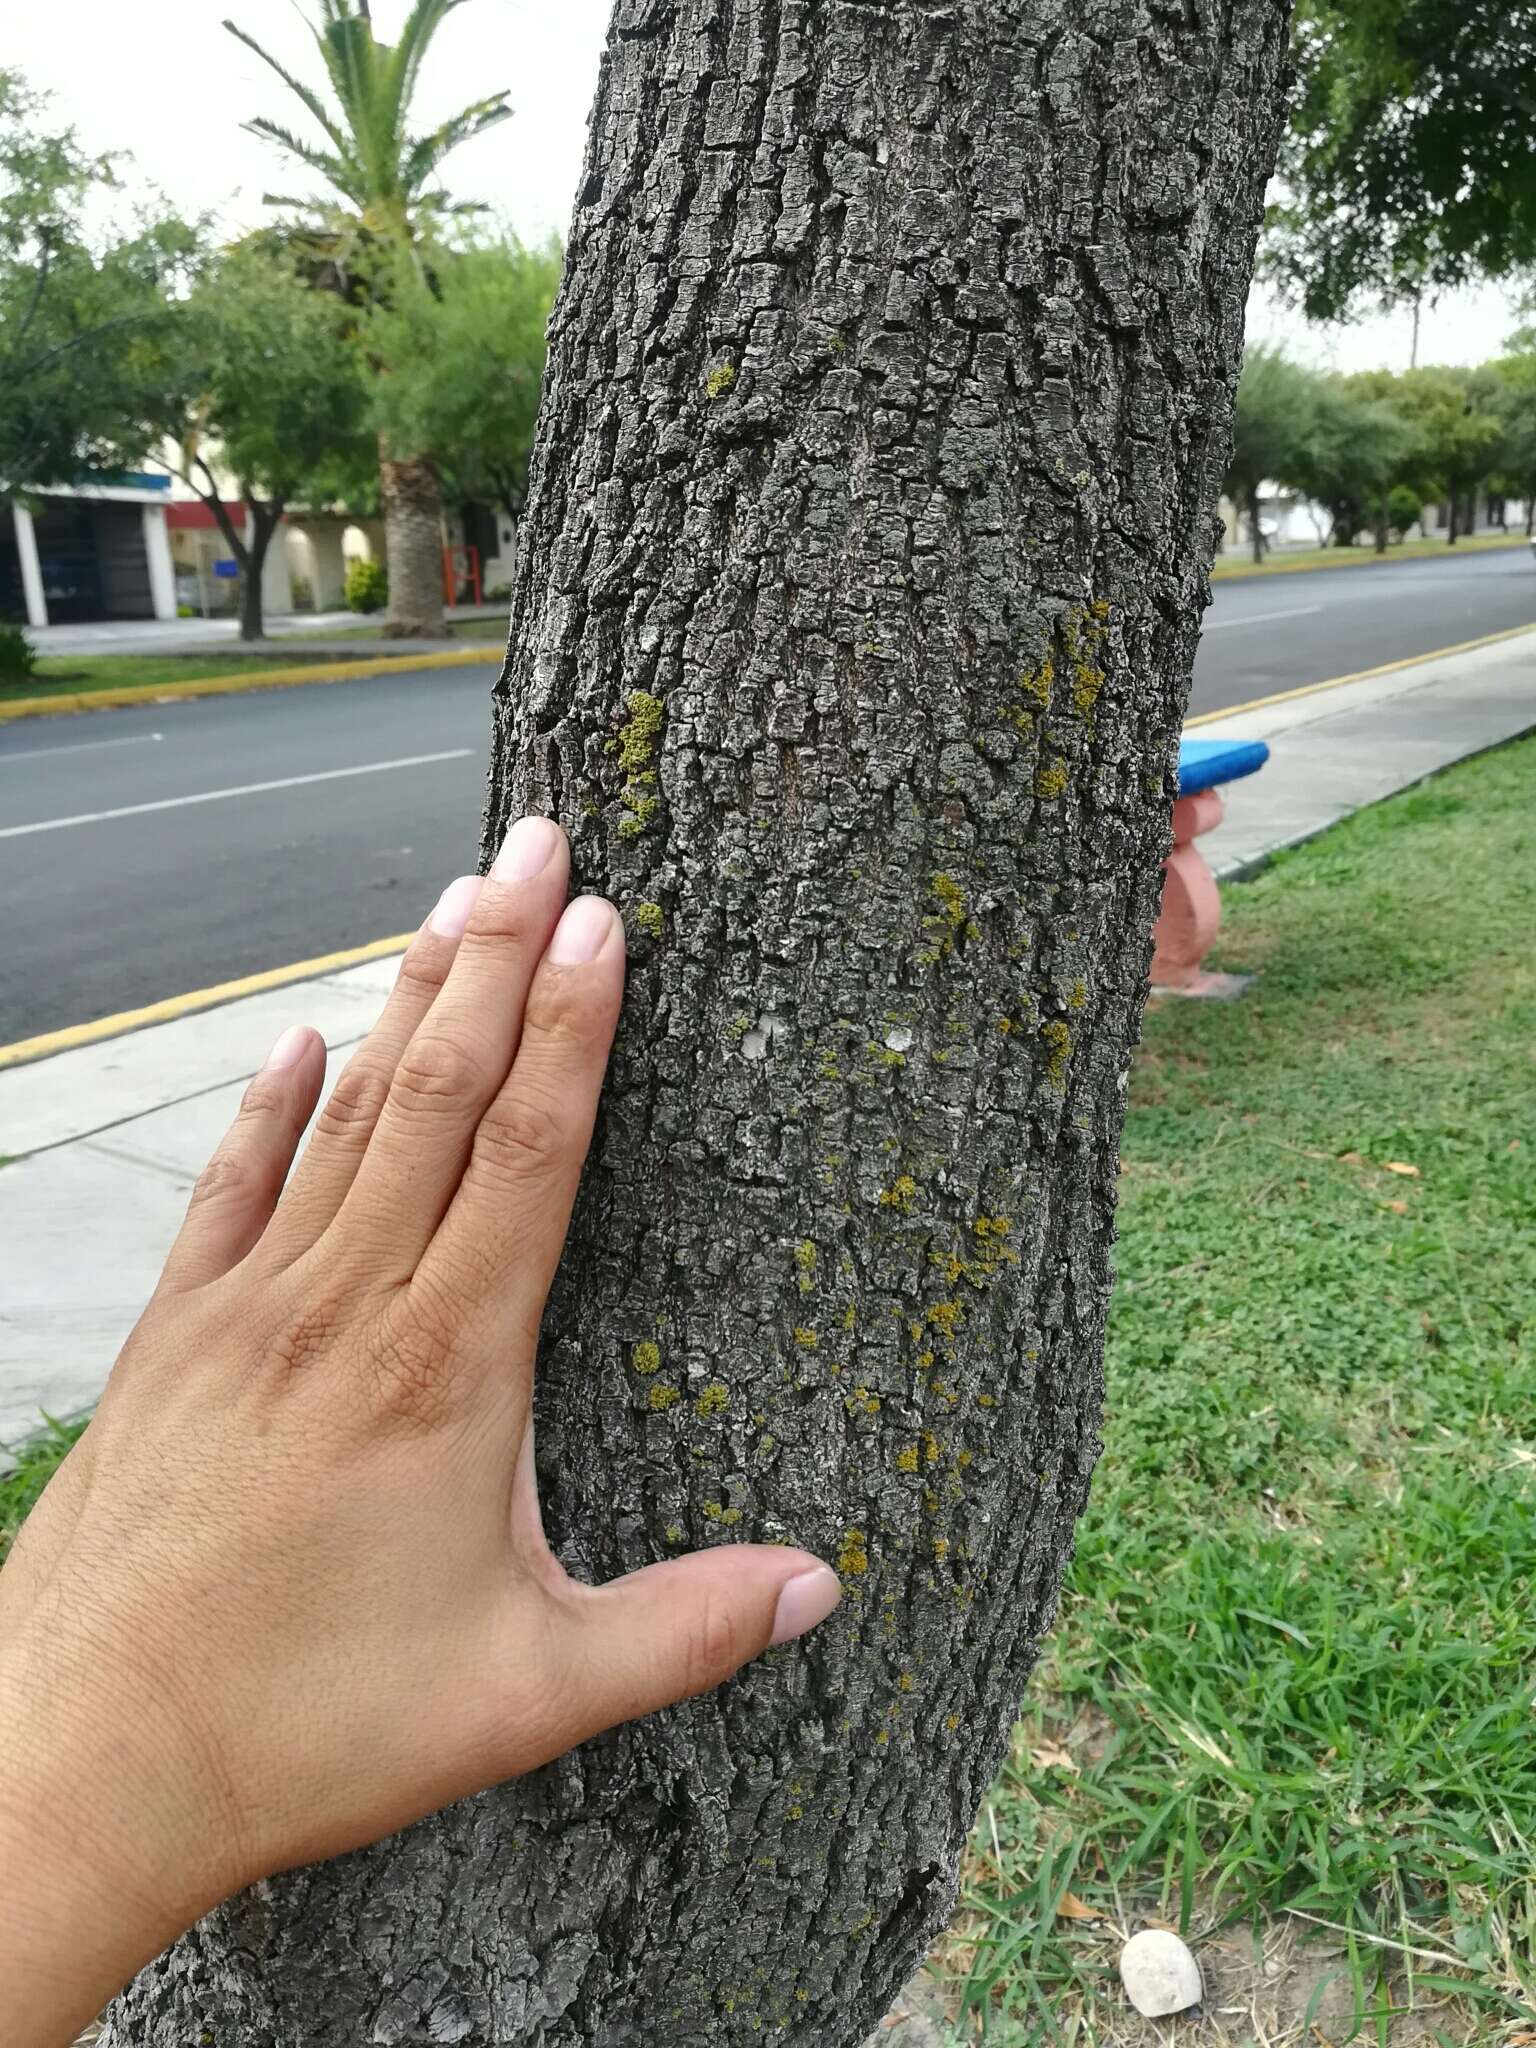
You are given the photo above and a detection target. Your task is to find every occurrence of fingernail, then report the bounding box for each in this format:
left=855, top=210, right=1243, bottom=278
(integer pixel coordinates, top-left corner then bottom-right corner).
left=262, top=1025, right=311, bottom=1072
left=429, top=874, right=483, bottom=938
left=769, top=1564, right=842, bottom=1647
left=546, top=894, right=616, bottom=966
left=490, top=815, right=562, bottom=882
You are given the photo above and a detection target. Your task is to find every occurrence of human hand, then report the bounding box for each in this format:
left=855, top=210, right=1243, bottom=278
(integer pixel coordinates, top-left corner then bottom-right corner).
left=0, top=817, right=840, bottom=2046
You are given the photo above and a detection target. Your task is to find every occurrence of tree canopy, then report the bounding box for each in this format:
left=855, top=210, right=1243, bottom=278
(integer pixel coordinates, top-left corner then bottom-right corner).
left=1270, top=1, right=1536, bottom=319
left=367, top=232, right=559, bottom=523
left=0, top=70, right=196, bottom=490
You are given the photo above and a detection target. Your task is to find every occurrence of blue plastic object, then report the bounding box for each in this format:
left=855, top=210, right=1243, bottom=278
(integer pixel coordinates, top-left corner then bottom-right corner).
left=1177, top=736, right=1270, bottom=796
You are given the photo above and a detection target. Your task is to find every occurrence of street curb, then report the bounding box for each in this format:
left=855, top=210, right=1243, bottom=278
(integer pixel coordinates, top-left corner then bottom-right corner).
left=1209, top=533, right=1529, bottom=583
left=0, top=646, right=503, bottom=724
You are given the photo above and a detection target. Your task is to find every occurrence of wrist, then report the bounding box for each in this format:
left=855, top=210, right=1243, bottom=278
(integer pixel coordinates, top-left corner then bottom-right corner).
left=0, top=1623, right=242, bottom=2044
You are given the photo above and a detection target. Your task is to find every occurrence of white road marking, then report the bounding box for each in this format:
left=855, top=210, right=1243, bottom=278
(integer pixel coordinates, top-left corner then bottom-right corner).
left=0, top=749, right=474, bottom=840
left=1203, top=605, right=1323, bottom=631
left=0, top=731, right=165, bottom=764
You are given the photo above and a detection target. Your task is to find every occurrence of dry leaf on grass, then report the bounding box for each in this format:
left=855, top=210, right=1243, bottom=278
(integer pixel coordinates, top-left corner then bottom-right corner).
left=1056, top=1891, right=1102, bottom=1922
left=1383, top=1160, right=1421, bottom=1177
left=1385, top=1199, right=1409, bottom=1214
left=1030, top=1741, right=1080, bottom=1774
left=1338, top=1151, right=1367, bottom=1166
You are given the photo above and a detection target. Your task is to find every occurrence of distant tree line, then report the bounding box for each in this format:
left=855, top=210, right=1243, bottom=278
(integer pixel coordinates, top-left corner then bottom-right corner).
left=0, top=35, right=560, bottom=642
left=1226, top=345, right=1536, bottom=563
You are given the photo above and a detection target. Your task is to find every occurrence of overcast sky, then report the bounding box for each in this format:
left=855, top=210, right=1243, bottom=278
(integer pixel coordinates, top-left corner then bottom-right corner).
left=5, top=0, right=1525, bottom=374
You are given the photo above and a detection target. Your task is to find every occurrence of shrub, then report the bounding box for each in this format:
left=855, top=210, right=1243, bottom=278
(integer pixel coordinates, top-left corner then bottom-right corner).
left=486, top=580, right=513, bottom=602
left=0, top=623, right=37, bottom=685
left=344, top=556, right=388, bottom=614
left=1387, top=484, right=1423, bottom=539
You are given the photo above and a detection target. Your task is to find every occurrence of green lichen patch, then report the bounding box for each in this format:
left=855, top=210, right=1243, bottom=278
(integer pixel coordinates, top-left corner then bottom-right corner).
left=695, top=1381, right=730, bottom=1419
left=1041, top=1017, right=1073, bottom=1089
left=631, top=1340, right=661, bottom=1376
left=648, top=1382, right=682, bottom=1411
left=704, top=361, right=737, bottom=399
left=879, top=1174, right=918, bottom=1214
left=633, top=900, right=664, bottom=938
left=616, top=690, right=665, bottom=837
left=836, top=1528, right=870, bottom=1578
left=1035, top=757, right=1069, bottom=800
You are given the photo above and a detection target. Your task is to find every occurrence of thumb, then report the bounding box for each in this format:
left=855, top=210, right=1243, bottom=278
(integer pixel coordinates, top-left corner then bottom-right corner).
left=547, top=1547, right=842, bottom=1744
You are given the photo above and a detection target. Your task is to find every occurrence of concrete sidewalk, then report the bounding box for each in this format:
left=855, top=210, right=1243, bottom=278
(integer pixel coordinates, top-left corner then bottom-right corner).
left=25, top=604, right=506, bottom=659
left=3, top=629, right=1534, bottom=1444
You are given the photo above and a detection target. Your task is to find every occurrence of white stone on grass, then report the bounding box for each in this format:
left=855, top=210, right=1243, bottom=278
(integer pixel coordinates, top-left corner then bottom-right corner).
left=1119, top=1929, right=1203, bottom=2018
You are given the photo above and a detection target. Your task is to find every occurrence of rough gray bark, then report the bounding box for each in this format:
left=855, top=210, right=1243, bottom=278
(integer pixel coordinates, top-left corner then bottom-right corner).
left=381, top=440, right=446, bottom=636
left=108, top=1, right=1291, bottom=2041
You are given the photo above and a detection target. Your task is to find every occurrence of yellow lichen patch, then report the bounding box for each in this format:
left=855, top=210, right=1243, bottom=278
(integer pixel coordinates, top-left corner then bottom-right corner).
left=695, top=1382, right=730, bottom=1419
left=665, top=1523, right=685, bottom=1544
left=703, top=1500, right=743, bottom=1525
left=977, top=1392, right=996, bottom=1409
left=841, top=1302, right=856, bottom=1333
left=922, top=1430, right=942, bottom=1467
left=879, top=1174, right=918, bottom=1214
left=927, top=1299, right=964, bottom=1346
left=836, top=1528, right=870, bottom=1578
left=793, top=1327, right=819, bottom=1349
left=1067, top=602, right=1110, bottom=720
left=1018, top=653, right=1055, bottom=710
left=648, top=1382, right=681, bottom=1410
left=924, top=871, right=979, bottom=955
left=632, top=1340, right=662, bottom=1376
left=1041, top=1017, right=1073, bottom=1089
left=634, top=900, right=664, bottom=938
left=944, top=1711, right=960, bottom=1730
left=794, top=1239, right=818, bottom=1295
left=897, top=1671, right=916, bottom=1693
left=1035, top=757, right=1069, bottom=800
left=997, top=1016, right=1014, bottom=1034
left=894, top=1444, right=920, bottom=1473
left=1068, top=977, right=1087, bottom=1010
left=705, top=362, right=737, bottom=398
left=933, top=1538, right=951, bottom=1562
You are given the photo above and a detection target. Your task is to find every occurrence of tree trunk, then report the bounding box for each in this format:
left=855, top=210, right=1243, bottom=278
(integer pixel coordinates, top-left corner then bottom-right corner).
left=107, top=2, right=1292, bottom=2042
left=1448, top=496, right=1460, bottom=544
left=1250, top=487, right=1267, bottom=562
left=380, top=437, right=445, bottom=636
left=239, top=501, right=283, bottom=643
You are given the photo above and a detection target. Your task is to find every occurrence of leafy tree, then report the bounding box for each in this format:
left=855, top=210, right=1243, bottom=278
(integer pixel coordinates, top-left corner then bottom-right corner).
left=1391, top=366, right=1502, bottom=542
left=1269, top=1, right=1536, bottom=319
left=151, top=245, right=373, bottom=639
left=1226, top=346, right=1321, bottom=561
left=111, top=0, right=1298, bottom=2038
left=225, top=0, right=512, bottom=636
left=368, top=231, right=561, bottom=531
left=1293, top=377, right=1415, bottom=551
left=1482, top=351, right=1536, bottom=534
left=0, top=70, right=196, bottom=492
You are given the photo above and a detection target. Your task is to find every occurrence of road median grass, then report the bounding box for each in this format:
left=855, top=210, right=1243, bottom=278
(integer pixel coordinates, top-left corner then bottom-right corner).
left=0, top=645, right=501, bottom=720
left=942, top=735, right=1536, bottom=2042
left=1211, top=530, right=1529, bottom=580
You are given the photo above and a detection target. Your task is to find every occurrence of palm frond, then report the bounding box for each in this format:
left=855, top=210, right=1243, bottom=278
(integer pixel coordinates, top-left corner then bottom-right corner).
left=400, top=96, right=511, bottom=200
left=241, top=116, right=364, bottom=206
left=222, top=19, right=351, bottom=157
left=315, top=8, right=394, bottom=196
left=383, top=0, right=470, bottom=150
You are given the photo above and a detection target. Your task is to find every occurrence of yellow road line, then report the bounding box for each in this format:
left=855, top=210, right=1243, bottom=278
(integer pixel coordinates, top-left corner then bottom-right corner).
left=0, top=933, right=413, bottom=1070
left=0, top=647, right=501, bottom=724
left=1184, top=619, right=1536, bottom=728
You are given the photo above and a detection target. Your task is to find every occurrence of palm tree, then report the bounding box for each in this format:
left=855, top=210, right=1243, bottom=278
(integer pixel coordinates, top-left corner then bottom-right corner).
left=225, top=0, right=511, bottom=636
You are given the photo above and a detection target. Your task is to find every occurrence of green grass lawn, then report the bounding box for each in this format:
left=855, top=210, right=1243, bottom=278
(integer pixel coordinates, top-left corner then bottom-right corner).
left=946, top=739, right=1536, bottom=2042
left=284, top=615, right=508, bottom=642
left=1211, top=530, right=1529, bottom=582
left=2, top=649, right=352, bottom=704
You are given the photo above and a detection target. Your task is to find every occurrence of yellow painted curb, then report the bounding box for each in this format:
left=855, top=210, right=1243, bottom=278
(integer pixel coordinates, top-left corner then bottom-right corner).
left=0, top=647, right=502, bottom=724
left=1210, top=533, right=1529, bottom=581
left=0, top=933, right=414, bottom=1070
left=1185, top=620, right=1536, bottom=729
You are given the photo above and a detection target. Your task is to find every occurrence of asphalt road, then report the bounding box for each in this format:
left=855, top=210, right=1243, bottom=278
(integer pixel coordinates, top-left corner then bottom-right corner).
left=3, top=547, right=1533, bottom=1044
